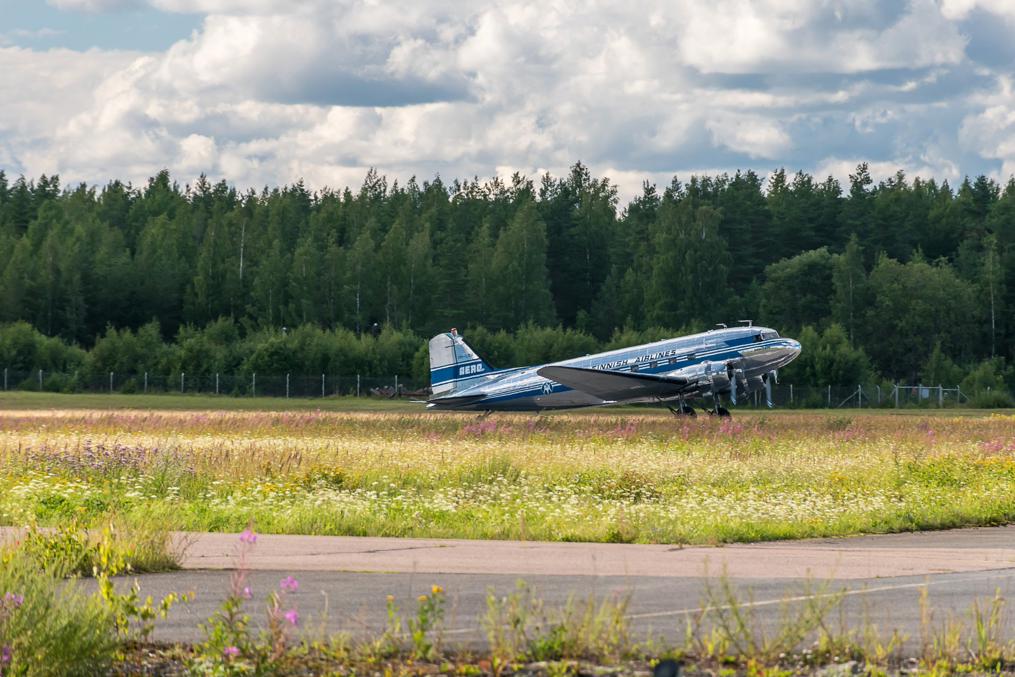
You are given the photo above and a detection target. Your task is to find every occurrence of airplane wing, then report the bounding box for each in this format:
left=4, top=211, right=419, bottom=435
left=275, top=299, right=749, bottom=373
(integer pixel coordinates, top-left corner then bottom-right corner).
left=536, top=366, right=690, bottom=401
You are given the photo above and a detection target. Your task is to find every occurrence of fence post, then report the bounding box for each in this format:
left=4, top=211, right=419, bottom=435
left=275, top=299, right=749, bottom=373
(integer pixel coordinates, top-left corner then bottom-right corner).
left=357, top=374, right=361, bottom=398
left=939, top=384, right=944, bottom=408
left=789, top=383, right=793, bottom=404
left=286, top=373, right=290, bottom=399
left=252, top=373, right=256, bottom=397
left=38, top=369, right=42, bottom=391
left=109, top=371, right=114, bottom=394
left=144, top=371, right=148, bottom=393
left=876, top=384, right=881, bottom=405
left=827, top=384, right=831, bottom=408
left=857, top=384, right=862, bottom=409
left=957, top=385, right=963, bottom=403
left=215, top=373, right=219, bottom=395
left=394, top=374, right=398, bottom=396
left=321, top=374, right=325, bottom=398
left=3, top=367, right=7, bottom=391
left=180, top=372, right=185, bottom=394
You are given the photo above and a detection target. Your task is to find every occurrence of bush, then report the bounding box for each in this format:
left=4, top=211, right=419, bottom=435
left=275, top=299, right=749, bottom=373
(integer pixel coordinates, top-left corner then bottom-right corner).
left=970, top=389, right=1014, bottom=409
left=0, top=550, right=116, bottom=676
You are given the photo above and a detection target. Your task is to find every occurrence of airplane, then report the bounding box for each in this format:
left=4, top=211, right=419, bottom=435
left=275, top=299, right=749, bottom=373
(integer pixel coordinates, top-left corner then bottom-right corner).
left=425, top=323, right=801, bottom=416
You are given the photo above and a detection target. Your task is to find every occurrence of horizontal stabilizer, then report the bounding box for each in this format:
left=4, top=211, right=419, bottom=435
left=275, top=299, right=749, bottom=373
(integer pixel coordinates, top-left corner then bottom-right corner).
left=537, top=366, right=689, bottom=401
left=426, top=393, right=489, bottom=407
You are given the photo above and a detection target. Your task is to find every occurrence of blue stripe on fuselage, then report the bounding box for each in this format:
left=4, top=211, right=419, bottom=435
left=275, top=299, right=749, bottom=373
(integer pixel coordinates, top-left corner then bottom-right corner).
left=459, top=338, right=789, bottom=407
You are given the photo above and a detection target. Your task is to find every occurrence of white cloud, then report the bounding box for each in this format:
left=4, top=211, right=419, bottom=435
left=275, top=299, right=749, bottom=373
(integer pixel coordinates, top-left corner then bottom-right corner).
left=706, top=114, right=792, bottom=159
left=47, top=0, right=141, bottom=11
left=3, top=0, right=1014, bottom=201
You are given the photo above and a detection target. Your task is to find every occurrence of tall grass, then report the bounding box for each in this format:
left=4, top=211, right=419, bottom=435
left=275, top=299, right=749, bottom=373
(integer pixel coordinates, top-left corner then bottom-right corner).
left=1, top=409, right=1014, bottom=543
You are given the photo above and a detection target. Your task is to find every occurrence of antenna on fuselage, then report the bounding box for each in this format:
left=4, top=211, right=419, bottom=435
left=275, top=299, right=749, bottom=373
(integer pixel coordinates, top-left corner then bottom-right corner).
left=738, top=320, right=753, bottom=327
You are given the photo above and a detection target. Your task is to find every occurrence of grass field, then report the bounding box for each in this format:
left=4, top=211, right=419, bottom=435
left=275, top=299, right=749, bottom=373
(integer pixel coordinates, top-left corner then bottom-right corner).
left=2, top=399, right=1015, bottom=543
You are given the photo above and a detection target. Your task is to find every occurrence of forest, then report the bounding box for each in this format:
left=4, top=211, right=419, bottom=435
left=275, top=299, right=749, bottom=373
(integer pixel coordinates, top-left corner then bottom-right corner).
left=0, top=162, right=1012, bottom=396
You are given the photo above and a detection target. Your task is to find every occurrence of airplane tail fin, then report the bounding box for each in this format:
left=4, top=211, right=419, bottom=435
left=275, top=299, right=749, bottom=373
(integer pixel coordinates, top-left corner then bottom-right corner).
left=429, top=329, right=494, bottom=397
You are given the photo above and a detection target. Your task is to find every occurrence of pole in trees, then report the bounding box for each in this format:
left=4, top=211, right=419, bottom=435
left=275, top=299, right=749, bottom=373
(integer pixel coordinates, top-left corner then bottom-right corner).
left=144, top=371, right=148, bottom=393
left=356, top=374, right=360, bottom=398
left=109, top=372, right=113, bottom=394
left=3, top=368, right=7, bottom=391
left=286, top=373, right=290, bottom=399
left=181, top=372, right=185, bottom=393
left=321, top=374, right=325, bottom=398
left=38, top=369, right=42, bottom=391
left=252, top=373, right=256, bottom=397
left=216, top=373, right=219, bottom=395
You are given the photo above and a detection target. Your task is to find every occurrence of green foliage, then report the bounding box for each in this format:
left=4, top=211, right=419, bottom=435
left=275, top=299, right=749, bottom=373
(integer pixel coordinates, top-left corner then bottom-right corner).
left=761, top=247, right=835, bottom=330
left=781, top=324, right=871, bottom=387
left=0, top=550, right=116, bottom=676
left=408, top=585, right=446, bottom=661
left=3, top=165, right=1015, bottom=385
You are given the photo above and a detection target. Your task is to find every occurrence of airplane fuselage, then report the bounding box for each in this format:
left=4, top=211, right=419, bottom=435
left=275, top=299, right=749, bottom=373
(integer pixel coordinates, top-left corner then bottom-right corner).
left=427, top=326, right=801, bottom=412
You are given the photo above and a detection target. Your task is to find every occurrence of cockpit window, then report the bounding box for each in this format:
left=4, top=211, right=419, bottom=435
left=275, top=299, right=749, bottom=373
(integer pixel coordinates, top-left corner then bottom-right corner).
left=761, top=331, right=779, bottom=340
left=753, top=334, right=762, bottom=342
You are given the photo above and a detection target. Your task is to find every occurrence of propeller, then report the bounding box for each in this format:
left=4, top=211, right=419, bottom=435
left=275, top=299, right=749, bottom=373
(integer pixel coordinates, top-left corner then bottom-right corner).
left=727, top=361, right=747, bottom=406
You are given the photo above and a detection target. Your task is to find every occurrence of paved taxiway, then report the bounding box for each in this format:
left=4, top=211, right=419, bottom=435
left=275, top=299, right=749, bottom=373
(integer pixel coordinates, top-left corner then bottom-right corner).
left=120, top=526, right=1015, bottom=644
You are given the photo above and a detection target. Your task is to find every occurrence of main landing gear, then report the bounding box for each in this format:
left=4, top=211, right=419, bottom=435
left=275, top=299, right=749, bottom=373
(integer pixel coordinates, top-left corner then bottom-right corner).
left=667, top=398, right=697, bottom=417
left=667, top=403, right=697, bottom=417
left=709, top=394, right=731, bottom=417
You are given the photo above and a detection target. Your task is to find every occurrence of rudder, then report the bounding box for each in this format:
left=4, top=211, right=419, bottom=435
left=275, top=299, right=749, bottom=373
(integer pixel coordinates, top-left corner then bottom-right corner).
left=429, top=329, right=493, bottom=396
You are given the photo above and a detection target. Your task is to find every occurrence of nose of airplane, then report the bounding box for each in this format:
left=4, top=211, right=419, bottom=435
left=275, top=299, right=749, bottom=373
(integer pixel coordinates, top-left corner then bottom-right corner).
left=768, top=338, right=802, bottom=369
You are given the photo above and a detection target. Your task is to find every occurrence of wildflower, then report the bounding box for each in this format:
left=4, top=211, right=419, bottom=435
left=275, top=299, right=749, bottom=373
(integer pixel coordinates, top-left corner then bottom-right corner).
left=280, top=576, right=299, bottom=593
left=430, top=584, right=443, bottom=595
left=1, top=645, right=11, bottom=665
left=2, top=592, right=23, bottom=609
left=223, top=646, right=240, bottom=658
left=386, top=594, right=395, bottom=603
left=283, top=609, right=299, bottom=626
left=239, top=528, right=257, bottom=544
left=242, top=586, right=252, bottom=600
left=418, top=594, right=428, bottom=603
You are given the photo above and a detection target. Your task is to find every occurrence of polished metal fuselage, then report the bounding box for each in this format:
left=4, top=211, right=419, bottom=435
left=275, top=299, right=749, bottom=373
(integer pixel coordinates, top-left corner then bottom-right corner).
left=427, top=326, right=801, bottom=411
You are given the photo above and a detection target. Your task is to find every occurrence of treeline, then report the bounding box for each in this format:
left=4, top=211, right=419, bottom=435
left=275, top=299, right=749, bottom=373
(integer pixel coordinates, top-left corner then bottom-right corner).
left=0, top=163, right=1013, bottom=392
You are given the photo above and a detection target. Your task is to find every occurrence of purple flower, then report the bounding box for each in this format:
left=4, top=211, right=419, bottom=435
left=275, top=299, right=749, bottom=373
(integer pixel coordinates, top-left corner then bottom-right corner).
left=242, top=586, right=252, bottom=600
left=222, top=646, right=240, bottom=658
left=239, top=528, right=257, bottom=544
left=279, top=576, right=299, bottom=593
left=1, top=645, right=11, bottom=665
left=2, top=592, right=23, bottom=609
left=283, top=609, right=299, bottom=626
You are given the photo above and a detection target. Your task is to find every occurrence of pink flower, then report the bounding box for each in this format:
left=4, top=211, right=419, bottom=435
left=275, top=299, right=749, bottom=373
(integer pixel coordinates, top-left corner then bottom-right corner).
left=2, top=592, right=23, bottom=609
left=242, top=586, right=252, bottom=600
left=223, top=646, right=240, bottom=658
left=283, top=609, right=299, bottom=626
left=280, top=576, right=299, bottom=593
left=1, top=645, right=11, bottom=665
left=239, top=528, right=257, bottom=544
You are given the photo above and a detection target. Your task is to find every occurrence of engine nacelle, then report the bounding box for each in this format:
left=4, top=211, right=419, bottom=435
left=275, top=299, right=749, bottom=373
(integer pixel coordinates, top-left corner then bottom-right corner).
left=671, top=360, right=730, bottom=393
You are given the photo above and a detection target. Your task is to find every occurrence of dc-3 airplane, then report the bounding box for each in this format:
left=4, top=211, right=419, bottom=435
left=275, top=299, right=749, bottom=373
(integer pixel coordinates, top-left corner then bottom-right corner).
left=425, top=323, right=801, bottom=416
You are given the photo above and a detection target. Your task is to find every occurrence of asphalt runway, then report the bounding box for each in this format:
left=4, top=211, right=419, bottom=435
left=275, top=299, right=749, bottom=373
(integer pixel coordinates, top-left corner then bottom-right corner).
left=109, top=526, right=1015, bottom=646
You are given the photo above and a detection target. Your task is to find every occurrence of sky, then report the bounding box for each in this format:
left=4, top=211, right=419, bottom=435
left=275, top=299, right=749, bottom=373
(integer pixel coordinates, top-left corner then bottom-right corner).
left=2, top=0, right=1015, bottom=200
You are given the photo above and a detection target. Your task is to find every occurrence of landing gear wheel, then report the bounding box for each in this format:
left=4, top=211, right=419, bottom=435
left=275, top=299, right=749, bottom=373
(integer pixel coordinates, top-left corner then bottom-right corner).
left=680, top=404, right=696, bottom=417
left=716, top=406, right=731, bottom=417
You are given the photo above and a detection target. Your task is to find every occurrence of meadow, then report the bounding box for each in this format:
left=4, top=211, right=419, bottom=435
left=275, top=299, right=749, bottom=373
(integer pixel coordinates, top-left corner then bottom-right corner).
left=3, top=404, right=1015, bottom=544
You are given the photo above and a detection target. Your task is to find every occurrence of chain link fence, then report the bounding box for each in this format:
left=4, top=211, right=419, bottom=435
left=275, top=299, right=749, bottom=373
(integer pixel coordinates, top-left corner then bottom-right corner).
left=1, top=367, right=993, bottom=408
left=0, top=368, right=428, bottom=399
